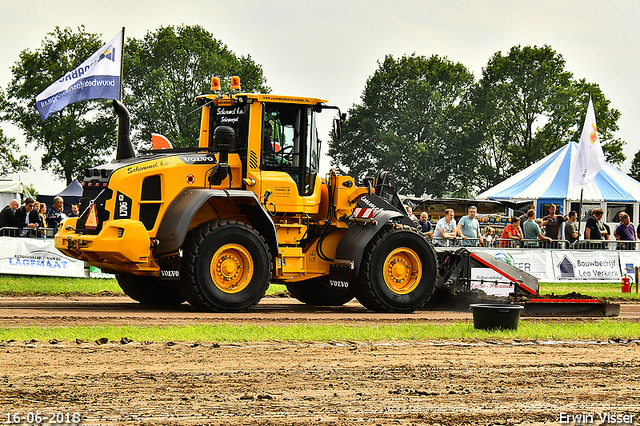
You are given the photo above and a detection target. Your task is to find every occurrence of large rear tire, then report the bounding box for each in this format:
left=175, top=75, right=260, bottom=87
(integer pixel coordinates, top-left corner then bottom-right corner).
left=353, top=224, right=437, bottom=312
left=286, top=276, right=354, bottom=306
left=178, top=219, right=272, bottom=312
left=116, top=274, right=185, bottom=305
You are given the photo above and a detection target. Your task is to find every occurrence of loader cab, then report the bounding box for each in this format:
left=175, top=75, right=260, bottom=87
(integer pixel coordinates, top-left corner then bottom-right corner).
left=261, top=102, right=319, bottom=197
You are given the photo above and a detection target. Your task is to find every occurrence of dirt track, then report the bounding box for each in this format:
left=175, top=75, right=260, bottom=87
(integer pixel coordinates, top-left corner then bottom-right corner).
left=2, top=296, right=640, bottom=425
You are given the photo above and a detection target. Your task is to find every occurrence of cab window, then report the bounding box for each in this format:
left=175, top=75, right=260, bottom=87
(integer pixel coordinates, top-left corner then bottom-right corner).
left=262, top=103, right=318, bottom=196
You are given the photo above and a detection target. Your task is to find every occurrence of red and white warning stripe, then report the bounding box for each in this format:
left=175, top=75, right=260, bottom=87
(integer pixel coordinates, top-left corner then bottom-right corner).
left=353, top=207, right=375, bottom=219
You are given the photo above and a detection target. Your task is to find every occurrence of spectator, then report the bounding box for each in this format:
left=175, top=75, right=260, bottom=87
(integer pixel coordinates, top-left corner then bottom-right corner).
left=14, top=198, right=39, bottom=237
left=405, top=206, right=418, bottom=221
left=457, top=206, right=484, bottom=247
left=38, top=203, right=47, bottom=224
left=417, top=211, right=433, bottom=238
left=32, top=201, right=45, bottom=233
left=523, top=209, right=552, bottom=247
left=46, top=196, right=67, bottom=233
left=483, top=227, right=495, bottom=247
left=584, top=208, right=606, bottom=244
left=432, top=209, right=457, bottom=247
left=615, top=213, right=636, bottom=250
left=499, top=217, right=524, bottom=248
left=564, top=211, right=580, bottom=245
left=519, top=205, right=535, bottom=224
left=0, top=199, right=20, bottom=236
left=69, top=203, right=80, bottom=218
left=542, top=204, right=566, bottom=241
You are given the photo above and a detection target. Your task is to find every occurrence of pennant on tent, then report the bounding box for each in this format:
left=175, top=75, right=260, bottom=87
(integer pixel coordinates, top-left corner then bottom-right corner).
left=570, top=96, right=605, bottom=198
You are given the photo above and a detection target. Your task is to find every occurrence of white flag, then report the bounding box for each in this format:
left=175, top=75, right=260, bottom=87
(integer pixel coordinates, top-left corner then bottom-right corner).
left=35, top=30, right=123, bottom=121
left=571, top=96, right=605, bottom=198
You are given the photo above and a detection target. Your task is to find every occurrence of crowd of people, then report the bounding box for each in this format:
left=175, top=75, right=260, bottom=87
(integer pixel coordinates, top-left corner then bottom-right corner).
left=407, top=203, right=639, bottom=250
left=0, top=197, right=79, bottom=238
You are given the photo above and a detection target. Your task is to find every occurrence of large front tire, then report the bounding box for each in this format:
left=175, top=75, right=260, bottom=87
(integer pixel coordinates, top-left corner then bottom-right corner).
left=116, top=274, right=185, bottom=305
left=178, top=220, right=272, bottom=312
left=353, top=224, right=437, bottom=312
left=286, top=276, right=354, bottom=306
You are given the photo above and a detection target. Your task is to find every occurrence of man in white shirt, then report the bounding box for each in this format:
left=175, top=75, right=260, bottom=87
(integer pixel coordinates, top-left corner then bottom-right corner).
left=432, top=209, right=457, bottom=247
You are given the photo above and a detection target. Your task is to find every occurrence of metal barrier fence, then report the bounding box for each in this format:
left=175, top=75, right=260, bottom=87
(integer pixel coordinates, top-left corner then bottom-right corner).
left=0, top=227, right=56, bottom=238
left=430, top=236, right=639, bottom=250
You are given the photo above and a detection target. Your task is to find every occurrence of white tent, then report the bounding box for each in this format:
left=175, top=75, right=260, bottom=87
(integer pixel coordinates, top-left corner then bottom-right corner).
left=0, top=180, right=33, bottom=207
left=477, top=142, right=640, bottom=223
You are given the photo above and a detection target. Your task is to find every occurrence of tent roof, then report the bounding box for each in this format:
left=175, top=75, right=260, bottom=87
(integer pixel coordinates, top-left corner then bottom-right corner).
left=477, top=142, right=640, bottom=203
left=56, top=179, right=82, bottom=198
left=0, top=180, right=33, bottom=198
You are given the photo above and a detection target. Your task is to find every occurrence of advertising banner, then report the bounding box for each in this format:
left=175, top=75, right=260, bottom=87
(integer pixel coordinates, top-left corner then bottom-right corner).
left=0, top=237, right=86, bottom=277
left=617, top=252, right=640, bottom=283
left=501, top=250, right=555, bottom=282
left=470, top=268, right=514, bottom=296
left=551, top=250, right=620, bottom=282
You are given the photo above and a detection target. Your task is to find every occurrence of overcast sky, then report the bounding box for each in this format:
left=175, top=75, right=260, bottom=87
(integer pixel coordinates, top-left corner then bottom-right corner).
left=1, top=0, right=638, bottom=195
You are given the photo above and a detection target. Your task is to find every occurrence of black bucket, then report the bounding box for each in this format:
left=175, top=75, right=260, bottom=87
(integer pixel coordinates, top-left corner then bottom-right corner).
left=469, top=304, right=524, bottom=331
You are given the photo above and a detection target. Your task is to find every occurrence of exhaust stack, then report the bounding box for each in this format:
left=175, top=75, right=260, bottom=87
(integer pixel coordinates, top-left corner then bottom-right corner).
left=113, top=99, right=135, bottom=160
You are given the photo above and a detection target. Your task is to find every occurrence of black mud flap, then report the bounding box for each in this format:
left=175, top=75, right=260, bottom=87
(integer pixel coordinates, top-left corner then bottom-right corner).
left=158, top=254, right=181, bottom=281
left=327, top=262, right=353, bottom=291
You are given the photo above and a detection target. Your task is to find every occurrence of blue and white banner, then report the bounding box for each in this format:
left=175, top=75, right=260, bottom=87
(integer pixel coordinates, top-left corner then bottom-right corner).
left=0, top=237, right=86, bottom=277
left=35, top=30, right=123, bottom=121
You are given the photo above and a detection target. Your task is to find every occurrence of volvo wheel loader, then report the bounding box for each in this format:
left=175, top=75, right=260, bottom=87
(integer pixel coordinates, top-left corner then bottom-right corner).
left=55, top=77, right=438, bottom=312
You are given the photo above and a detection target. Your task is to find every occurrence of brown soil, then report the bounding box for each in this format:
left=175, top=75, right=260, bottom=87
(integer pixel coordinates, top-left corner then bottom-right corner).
left=1, top=295, right=640, bottom=425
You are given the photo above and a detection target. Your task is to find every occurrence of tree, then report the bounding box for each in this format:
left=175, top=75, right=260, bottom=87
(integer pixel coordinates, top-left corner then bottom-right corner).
left=629, top=150, right=640, bottom=182
left=0, top=90, right=31, bottom=176
left=3, top=26, right=116, bottom=185
left=474, top=45, right=624, bottom=189
left=124, top=25, right=270, bottom=148
left=328, top=54, right=478, bottom=198
left=0, top=127, right=30, bottom=177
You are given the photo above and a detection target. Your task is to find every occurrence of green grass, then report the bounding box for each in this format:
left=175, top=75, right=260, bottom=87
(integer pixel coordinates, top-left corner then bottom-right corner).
left=539, top=281, right=640, bottom=299
left=0, top=275, right=122, bottom=294
left=0, top=275, right=288, bottom=296
left=1, top=321, right=639, bottom=343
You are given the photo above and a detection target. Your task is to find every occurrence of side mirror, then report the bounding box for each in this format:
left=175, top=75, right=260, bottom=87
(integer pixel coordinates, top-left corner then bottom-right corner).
left=332, top=118, right=342, bottom=140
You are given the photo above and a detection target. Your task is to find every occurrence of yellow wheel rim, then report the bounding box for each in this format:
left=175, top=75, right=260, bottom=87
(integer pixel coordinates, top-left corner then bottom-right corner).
left=210, top=244, right=253, bottom=293
left=383, top=247, right=422, bottom=294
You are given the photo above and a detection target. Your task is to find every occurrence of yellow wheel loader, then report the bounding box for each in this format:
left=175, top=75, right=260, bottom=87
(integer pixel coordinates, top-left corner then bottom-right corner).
left=55, top=79, right=439, bottom=312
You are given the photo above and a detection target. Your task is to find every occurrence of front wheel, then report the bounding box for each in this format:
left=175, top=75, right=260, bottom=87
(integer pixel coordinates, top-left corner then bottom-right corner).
left=354, top=224, right=438, bottom=312
left=178, top=219, right=272, bottom=312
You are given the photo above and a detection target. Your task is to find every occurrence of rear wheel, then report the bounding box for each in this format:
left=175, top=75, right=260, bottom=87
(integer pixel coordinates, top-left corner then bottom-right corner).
left=178, top=220, right=272, bottom=312
left=116, top=274, right=185, bottom=305
left=354, top=224, right=437, bottom=312
left=286, top=276, right=354, bottom=306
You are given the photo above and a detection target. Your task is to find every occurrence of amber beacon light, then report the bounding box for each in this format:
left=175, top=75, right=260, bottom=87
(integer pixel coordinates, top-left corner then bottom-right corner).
left=210, top=77, right=221, bottom=92
left=230, top=76, right=241, bottom=90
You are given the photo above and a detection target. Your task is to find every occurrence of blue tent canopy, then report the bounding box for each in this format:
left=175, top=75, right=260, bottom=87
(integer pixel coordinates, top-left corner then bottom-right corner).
left=477, top=142, right=640, bottom=203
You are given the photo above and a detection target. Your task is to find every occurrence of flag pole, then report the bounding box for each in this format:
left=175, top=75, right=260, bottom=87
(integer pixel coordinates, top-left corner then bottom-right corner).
left=577, top=189, right=583, bottom=233
left=119, top=27, right=125, bottom=101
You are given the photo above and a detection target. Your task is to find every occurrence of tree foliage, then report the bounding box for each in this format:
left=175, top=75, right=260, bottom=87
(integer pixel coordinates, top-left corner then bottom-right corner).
left=3, top=26, right=115, bottom=184
left=124, top=25, right=270, bottom=148
left=629, top=150, right=640, bottom=182
left=474, top=45, right=624, bottom=189
left=328, top=54, right=478, bottom=198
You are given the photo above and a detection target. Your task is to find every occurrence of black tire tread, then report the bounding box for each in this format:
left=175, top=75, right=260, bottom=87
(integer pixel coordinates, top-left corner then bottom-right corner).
left=177, top=219, right=271, bottom=312
left=286, top=277, right=354, bottom=306
left=354, top=224, right=437, bottom=312
left=116, top=274, right=185, bottom=305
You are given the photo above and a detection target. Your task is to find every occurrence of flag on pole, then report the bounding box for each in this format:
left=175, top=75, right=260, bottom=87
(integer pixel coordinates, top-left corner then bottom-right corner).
left=571, top=96, right=605, bottom=198
left=35, top=30, right=123, bottom=121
